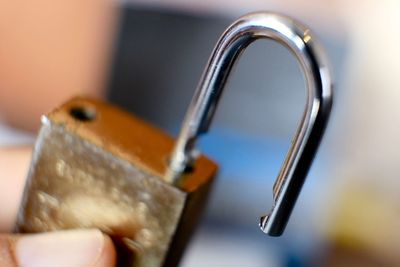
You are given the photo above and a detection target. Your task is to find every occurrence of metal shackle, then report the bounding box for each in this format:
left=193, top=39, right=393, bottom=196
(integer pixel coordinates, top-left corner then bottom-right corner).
left=167, top=12, right=333, bottom=236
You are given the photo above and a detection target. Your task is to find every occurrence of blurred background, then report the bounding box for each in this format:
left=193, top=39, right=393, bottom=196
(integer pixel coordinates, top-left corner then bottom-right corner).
left=1, top=0, right=400, bottom=266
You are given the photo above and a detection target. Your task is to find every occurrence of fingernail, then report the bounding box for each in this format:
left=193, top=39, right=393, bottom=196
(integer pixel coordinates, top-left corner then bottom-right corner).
left=16, top=229, right=105, bottom=267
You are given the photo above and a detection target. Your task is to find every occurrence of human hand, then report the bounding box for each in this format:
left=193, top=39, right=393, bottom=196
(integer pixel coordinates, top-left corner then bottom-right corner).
left=0, top=146, right=116, bottom=267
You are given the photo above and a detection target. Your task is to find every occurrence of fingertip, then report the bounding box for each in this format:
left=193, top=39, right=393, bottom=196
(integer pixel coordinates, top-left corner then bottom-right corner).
left=0, top=146, right=32, bottom=232
left=95, top=233, right=116, bottom=267
left=15, top=229, right=116, bottom=267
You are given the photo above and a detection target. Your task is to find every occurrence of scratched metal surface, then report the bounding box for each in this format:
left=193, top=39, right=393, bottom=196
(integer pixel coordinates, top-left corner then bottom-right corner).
left=16, top=121, right=186, bottom=267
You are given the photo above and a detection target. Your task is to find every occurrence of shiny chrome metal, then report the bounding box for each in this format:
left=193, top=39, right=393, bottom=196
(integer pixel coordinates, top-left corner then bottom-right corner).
left=167, top=12, right=333, bottom=236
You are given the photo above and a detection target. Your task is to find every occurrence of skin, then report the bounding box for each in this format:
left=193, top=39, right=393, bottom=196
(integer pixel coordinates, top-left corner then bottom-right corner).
left=0, top=1, right=119, bottom=265
left=0, top=147, right=116, bottom=267
left=0, top=0, right=118, bottom=131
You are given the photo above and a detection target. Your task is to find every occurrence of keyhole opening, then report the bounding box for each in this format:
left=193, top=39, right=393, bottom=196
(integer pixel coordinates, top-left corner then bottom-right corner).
left=69, top=106, right=97, bottom=122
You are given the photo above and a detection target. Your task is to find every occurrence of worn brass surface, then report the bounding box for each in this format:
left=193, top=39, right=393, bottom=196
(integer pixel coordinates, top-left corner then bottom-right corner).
left=16, top=98, right=217, bottom=267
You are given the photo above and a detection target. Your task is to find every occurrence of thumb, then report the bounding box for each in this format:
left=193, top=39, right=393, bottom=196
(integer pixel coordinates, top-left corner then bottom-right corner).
left=0, top=229, right=116, bottom=267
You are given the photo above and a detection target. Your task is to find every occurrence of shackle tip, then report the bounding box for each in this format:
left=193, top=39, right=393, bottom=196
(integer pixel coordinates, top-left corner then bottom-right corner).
left=260, top=215, right=284, bottom=237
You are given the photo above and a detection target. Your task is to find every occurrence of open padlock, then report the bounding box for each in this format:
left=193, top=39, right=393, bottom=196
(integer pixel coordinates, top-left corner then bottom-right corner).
left=16, top=12, right=332, bottom=267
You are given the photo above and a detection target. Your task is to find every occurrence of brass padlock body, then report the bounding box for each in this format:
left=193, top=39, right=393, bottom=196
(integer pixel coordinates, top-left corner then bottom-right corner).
left=16, top=98, right=217, bottom=267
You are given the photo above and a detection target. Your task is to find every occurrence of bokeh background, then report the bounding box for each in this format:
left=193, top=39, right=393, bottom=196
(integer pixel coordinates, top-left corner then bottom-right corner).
left=1, top=0, right=399, bottom=266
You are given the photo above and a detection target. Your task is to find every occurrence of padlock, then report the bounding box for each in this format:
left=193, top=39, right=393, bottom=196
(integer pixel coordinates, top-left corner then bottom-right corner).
left=16, top=12, right=332, bottom=267
left=15, top=97, right=217, bottom=267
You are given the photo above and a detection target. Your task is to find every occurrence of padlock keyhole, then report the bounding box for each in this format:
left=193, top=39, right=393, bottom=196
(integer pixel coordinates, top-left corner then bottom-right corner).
left=183, top=164, right=194, bottom=174
left=69, top=106, right=96, bottom=122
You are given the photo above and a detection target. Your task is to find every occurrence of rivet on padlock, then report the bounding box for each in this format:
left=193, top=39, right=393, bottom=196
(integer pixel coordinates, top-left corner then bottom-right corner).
left=168, top=12, right=333, bottom=236
left=16, top=11, right=332, bottom=267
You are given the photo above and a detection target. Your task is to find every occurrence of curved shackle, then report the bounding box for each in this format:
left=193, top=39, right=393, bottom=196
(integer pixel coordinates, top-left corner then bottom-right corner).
left=167, top=12, right=333, bottom=236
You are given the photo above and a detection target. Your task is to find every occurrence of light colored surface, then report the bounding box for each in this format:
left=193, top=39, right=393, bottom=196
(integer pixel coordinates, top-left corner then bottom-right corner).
left=0, top=122, right=34, bottom=146
left=181, top=229, right=281, bottom=267
left=323, top=0, right=400, bottom=262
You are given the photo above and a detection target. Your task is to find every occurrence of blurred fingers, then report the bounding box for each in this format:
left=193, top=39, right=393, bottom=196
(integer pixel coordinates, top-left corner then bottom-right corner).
left=0, top=146, right=31, bottom=232
left=0, top=229, right=116, bottom=267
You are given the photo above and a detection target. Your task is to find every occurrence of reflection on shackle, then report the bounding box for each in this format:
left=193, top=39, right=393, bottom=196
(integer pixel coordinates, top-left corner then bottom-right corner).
left=167, top=12, right=333, bottom=236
